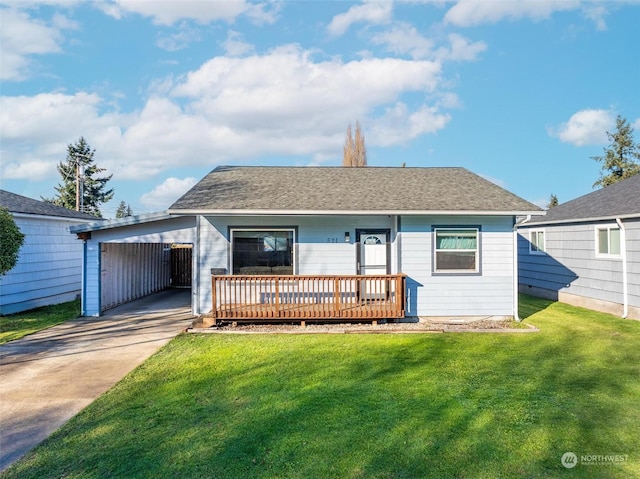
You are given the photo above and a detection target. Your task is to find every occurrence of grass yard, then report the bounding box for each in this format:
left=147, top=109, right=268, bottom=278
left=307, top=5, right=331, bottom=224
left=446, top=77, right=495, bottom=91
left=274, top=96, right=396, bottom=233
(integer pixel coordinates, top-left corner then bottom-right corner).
left=0, top=299, right=80, bottom=344
left=2, top=295, right=639, bottom=478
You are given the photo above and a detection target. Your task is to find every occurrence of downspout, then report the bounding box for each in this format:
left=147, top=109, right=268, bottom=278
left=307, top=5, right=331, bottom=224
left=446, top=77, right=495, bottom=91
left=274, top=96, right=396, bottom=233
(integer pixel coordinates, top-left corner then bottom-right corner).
left=513, top=215, right=532, bottom=322
left=615, top=218, right=628, bottom=318
left=193, top=215, right=201, bottom=316
left=81, top=239, right=87, bottom=316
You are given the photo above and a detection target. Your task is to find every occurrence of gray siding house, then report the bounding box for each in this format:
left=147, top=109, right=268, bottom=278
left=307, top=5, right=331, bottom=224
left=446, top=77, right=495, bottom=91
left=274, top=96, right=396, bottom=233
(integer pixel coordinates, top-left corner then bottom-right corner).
left=0, top=190, right=97, bottom=315
left=71, top=166, right=542, bottom=321
left=518, top=174, right=640, bottom=319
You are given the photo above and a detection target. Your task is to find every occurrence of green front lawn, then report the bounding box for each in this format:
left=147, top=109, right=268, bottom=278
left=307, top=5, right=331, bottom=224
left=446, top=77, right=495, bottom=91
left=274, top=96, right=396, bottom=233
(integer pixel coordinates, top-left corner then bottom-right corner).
left=0, top=299, right=80, bottom=344
left=2, top=295, right=639, bottom=478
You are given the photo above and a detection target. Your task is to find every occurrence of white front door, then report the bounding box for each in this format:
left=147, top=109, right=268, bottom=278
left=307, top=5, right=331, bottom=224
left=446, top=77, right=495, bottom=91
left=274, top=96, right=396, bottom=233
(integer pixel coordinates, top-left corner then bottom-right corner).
left=357, top=230, right=390, bottom=300
left=360, top=233, right=388, bottom=276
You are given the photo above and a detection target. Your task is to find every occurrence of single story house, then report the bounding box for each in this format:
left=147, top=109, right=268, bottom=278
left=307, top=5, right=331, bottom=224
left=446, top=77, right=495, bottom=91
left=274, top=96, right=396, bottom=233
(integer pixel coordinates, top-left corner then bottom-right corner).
left=518, top=174, right=640, bottom=319
left=71, top=166, right=542, bottom=322
left=0, top=190, right=98, bottom=315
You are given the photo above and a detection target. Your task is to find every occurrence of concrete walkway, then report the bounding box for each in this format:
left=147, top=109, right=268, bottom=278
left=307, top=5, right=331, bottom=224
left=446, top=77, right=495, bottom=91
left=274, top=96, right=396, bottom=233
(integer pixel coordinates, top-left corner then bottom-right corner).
left=0, top=289, right=194, bottom=471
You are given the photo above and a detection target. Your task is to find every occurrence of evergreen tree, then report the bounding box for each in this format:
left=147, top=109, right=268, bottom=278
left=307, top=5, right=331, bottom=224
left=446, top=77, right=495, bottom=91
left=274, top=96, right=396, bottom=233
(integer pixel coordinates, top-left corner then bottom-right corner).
left=592, top=115, right=640, bottom=188
left=0, top=207, right=25, bottom=276
left=43, top=137, right=114, bottom=217
left=342, top=121, right=367, bottom=167
left=547, top=194, right=559, bottom=208
left=115, top=201, right=133, bottom=218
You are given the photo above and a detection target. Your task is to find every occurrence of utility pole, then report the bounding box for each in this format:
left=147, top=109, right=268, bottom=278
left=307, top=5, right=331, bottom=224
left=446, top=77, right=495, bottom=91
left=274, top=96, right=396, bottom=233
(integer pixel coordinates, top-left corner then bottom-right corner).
left=76, top=158, right=80, bottom=211
left=75, top=153, right=88, bottom=212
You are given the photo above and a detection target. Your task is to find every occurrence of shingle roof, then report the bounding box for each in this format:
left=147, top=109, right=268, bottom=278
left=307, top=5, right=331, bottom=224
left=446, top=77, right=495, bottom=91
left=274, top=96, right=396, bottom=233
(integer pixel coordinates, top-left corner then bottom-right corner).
left=524, top=174, right=640, bottom=225
left=169, top=166, right=542, bottom=214
left=0, top=189, right=98, bottom=220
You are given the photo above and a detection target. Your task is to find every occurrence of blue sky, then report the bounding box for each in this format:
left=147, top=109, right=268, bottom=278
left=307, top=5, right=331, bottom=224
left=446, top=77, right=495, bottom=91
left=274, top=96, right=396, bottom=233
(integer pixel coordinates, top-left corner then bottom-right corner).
left=1, top=1, right=639, bottom=217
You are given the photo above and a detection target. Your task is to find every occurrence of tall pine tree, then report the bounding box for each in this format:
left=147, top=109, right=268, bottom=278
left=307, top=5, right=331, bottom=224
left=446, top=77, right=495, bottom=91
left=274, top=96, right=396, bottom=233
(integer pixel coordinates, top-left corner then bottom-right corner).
left=115, top=200, right=133, bottom=218
left=592, top=115, right=640, bottom=188
left=44, top=137, right=114, bottom=217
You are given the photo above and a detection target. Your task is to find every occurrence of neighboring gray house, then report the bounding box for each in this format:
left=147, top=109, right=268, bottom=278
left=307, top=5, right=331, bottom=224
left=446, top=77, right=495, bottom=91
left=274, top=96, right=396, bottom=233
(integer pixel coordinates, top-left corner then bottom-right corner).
left=518, top=174, right=640, bottom=320
left=71, top=166, right=542, bottom=321
left=0, top=190, right=98, bottom=315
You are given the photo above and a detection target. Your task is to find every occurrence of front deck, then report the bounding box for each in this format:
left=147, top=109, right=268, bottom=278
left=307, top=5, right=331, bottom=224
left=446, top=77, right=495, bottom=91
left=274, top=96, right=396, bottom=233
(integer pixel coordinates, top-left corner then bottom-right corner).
left=209, top=274, right=406, bottom=325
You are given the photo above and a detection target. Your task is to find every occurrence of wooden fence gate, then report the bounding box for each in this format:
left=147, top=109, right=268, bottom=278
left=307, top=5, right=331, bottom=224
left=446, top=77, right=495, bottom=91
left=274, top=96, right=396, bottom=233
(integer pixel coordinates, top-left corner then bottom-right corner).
left=170, top=244, right=192, bottom=288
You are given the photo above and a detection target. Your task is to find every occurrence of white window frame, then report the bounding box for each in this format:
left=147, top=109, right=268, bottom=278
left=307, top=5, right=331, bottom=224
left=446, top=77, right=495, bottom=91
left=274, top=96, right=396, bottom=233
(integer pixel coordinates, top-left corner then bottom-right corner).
left=529, top=230, right=546, bottom=254
left=230, top=228, right=297, bottom=274
left=595, top=224, right=621, bottom=258
left=433, top=227, right=480, bottom=274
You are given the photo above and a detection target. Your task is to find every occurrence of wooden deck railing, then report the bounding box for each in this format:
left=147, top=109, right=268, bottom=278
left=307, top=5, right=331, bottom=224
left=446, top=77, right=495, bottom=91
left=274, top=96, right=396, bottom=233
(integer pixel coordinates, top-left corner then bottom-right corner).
left=211, top=274, right=406, bottom=324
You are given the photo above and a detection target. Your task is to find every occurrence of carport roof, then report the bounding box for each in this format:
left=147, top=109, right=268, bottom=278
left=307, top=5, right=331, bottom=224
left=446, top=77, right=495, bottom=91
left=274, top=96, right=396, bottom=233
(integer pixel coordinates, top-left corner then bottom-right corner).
left=69, top=211, right=173, bottom=233
left=168, top=166, right=543, bottom=216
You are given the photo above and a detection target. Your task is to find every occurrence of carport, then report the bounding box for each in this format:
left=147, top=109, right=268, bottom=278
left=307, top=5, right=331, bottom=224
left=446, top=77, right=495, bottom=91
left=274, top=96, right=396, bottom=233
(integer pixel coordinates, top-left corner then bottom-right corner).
left=70, top=213, right=197, bottom=316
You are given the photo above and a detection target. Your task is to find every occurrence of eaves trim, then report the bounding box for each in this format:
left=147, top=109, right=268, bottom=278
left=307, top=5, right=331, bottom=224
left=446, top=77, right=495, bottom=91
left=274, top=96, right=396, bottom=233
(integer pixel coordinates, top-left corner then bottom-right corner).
left=168, top=208, right=546, bottom=217
left=518, top=212, right=640, bottom=227
left=69, top=211, right=172, bottom=233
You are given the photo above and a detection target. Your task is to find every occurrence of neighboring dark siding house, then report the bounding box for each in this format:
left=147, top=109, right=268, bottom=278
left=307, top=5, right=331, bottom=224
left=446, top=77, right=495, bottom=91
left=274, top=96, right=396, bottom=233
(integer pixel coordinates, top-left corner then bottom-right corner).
left=517, top=174, right=640, bottom=319
left=0, top=190, right=97, bottom=314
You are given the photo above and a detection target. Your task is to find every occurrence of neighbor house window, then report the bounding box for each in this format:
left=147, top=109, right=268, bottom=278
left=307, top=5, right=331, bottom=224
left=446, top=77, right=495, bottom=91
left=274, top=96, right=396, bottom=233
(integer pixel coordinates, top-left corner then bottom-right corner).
left=529, top=230, right=546, bottom=254
left=231, top=229, right=295, bottom=275
left=433, top=228, right=479, bottom=273
left=596, top=226, right=621, bottom=257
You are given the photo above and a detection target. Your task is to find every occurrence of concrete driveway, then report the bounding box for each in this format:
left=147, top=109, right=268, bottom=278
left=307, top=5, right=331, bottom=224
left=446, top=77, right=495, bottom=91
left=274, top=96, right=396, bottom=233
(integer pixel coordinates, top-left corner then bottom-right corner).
left=0, top=289, right=194, bottom=471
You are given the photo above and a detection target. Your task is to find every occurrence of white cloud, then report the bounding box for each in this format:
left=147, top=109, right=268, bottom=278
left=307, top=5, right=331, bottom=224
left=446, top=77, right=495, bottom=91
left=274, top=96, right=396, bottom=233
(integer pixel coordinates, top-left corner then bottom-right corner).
left=140, top=177, right=198, bottom=210
left=327, top=1, right=393, bottom=36
left=444, top=0, right=580, bottom=27
left=633, top=118, right=640, bottom=132
left=156, top=24, right=202, bottom=51
left=0, top=92, right=106, bottom=142
left=371, top=23, right=434, bottom=59
left=244, top=1, right=281, bottom=26
left=105, top=0, right=248, bottom=25
left=370, top=102, right=451, bottom=146
left=222, top=30, right=254, bottom=57
left=51, top=12, right=79, bottom=30
left=1, top=159, right=54, bottom=181
left=436, top=33, right=486, bottom=62
left=172, top=45, right=441, bottom=123
left=551, top=109, right=614, bottom=146
left=435, top=92, right=462, bottom=109
left=582, top=4, right=609, bottom=31
left=0, top=7, right=68, bottom=80
left=1, top=46, right=450, bottom=180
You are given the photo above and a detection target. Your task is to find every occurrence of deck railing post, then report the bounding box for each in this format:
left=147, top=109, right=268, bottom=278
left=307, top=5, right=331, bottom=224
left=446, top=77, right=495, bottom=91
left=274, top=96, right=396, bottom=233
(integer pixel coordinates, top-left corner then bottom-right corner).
left=274, top=277, right=280, bottom=318
left=203, top=275, right=217, bottom=327
left=334, top=278, right=341, bottom=317
left=397, top=274, right=405, bottom=315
